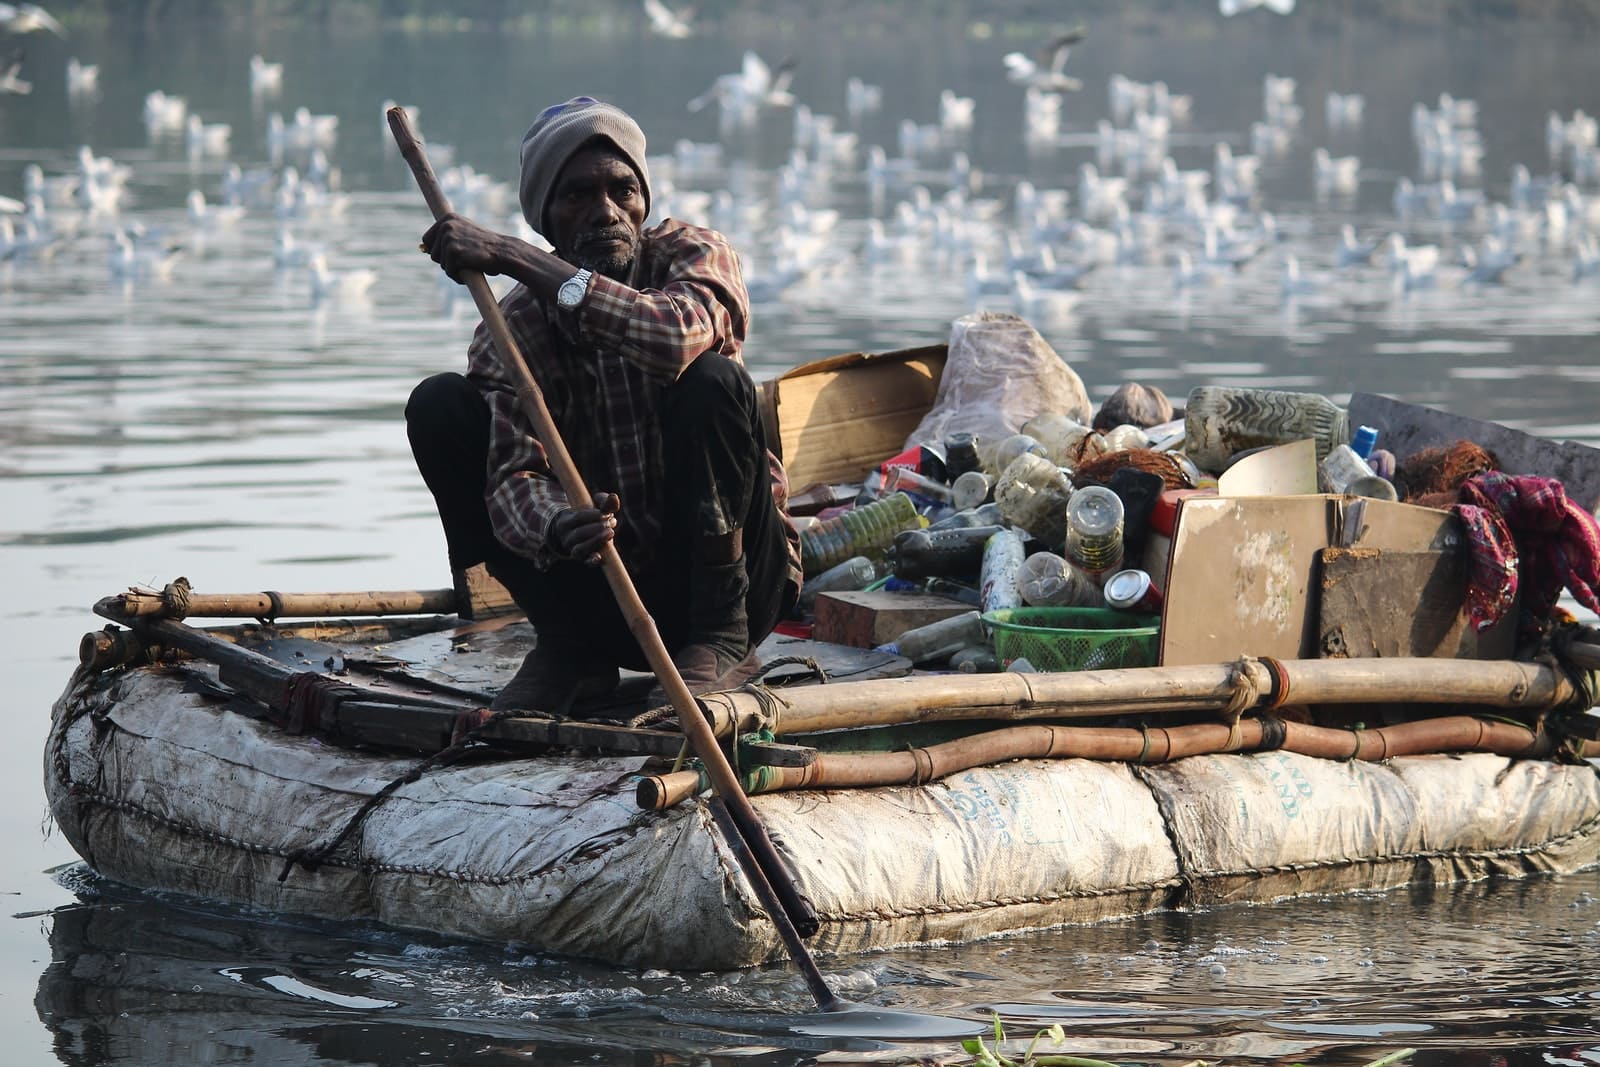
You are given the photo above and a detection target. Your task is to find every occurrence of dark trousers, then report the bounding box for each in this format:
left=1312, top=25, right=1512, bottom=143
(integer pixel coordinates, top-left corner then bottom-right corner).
left=406, top=353, right=789, bottom=672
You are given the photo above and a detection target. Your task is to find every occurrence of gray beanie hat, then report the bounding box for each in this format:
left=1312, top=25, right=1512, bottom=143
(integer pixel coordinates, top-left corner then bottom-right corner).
left=518, top=96, right=651, bottom=239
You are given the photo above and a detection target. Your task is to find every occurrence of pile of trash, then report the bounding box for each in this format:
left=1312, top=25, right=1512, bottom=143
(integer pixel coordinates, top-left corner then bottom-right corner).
left=782, top=312, right=1433, bottom=672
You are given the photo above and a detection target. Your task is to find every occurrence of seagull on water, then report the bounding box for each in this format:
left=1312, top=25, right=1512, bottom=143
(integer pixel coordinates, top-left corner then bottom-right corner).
left=249, top=54, right=283, bottom=97
left=307, top=252, right=377, bottom=304
left=1003, top=29, right=1086, bottom=92
left=65, top=56, right=97, bottom=96
left=1313, top=147, right=1359, bottom=196
left=1336, top=224, right=1381, bottom=267
left=1220, top=0, right=1294, bottom=13
left=642, top=0, right=694, bottom=39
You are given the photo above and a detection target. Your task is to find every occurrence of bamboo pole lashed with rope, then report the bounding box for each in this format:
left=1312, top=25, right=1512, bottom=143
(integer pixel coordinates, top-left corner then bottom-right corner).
left=695, top=654, right=1586, bottom=739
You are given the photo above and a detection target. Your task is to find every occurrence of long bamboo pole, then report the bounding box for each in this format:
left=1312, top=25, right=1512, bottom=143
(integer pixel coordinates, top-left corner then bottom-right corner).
left=697, top=656, right=1578, bottom=739
left=387, top=108, right=838, bottom=1012
left=637, top=714, right=1554, bottom=809
left=96, top=587, right=460, bottom=621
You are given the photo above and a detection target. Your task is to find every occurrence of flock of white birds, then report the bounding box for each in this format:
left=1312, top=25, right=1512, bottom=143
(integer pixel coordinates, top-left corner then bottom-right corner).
left=3, top=0, right=1599, bottom=327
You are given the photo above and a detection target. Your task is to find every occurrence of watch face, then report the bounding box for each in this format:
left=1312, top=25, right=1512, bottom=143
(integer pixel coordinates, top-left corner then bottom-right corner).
left=558, top=272, right=588, bottom=308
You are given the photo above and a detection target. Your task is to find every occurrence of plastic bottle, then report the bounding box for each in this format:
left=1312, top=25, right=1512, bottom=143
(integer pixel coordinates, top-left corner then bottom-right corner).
left=1320, top=443, right=1375, bottom=494
left=993, top=433, right=1048, bottom=475
left=883, top=466, right=954, bottom=506
left=927, top=501, right=1004, bottom=531
left=1107, top=466, right=1166, bottom=569
left=923, top=577, right=982, bottom=605
left=951, top=470, right=995, bottom=510
left=883, top=610, right=988, bottom=664
left=951, top=645, right=1000, bottom=673
left=1183, top=385, right=1350, bottom=473
left=979, top=527, right=1027, bottom=613
left=797, top=555, right=887, bottom=613
left=1101, top=424, right=1151, bottom=452
left=994, top=453, right=1073, bottom=548
left=799, top=491, right=922, bottom=575
left=1023, top=412, right=1091, bottom=469
left=944, top=432, right=982, bottom=480
left=1064, top=485, right=1125, bottom=578
left=1017, top=550, right=1101, bottom=607
left=888, top=525, right=1006, bottom=580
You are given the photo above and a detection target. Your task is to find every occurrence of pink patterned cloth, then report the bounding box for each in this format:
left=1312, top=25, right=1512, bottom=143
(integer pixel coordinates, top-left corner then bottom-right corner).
left=1453, top=471, right=1600, bottom=632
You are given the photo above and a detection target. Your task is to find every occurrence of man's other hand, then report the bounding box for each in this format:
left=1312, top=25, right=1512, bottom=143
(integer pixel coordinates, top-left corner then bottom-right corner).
left=552, top=493, right=620, bottom=565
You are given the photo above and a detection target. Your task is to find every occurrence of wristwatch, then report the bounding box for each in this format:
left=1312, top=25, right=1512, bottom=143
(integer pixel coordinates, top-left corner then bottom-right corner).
left=555, top=268, right=593, bottom=310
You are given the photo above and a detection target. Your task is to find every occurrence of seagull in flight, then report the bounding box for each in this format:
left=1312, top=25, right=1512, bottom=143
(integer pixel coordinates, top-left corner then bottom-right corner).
left=642, top=0, right=693, bottom=38
left=0, top=3, right=63, bottom=35
left=1002, top=29, right=1086, bottom=92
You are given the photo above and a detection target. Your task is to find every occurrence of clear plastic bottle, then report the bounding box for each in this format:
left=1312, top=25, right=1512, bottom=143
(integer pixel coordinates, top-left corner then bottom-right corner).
left=1017, top=550, right=1101, bottom=607
left=951, top=470, right=994, bottom=510
left=799, top=491, right=922, bottom=575
left=883, top=610, right=988, bottom=664
left=1101, top=424, right=1151, bottom=452
left=980, top=527, right=1027, bottom=613
left=927, top=501, right=1004, bottom=531
left=797, top=555, right=887, bottom=613
left=1320, top=443, right=1376, bottom=494
left=883, top=466, right=953, bottom=505
left=1023, top=412, right=1091, bottom=468
left=1064, top=485, right=1125, bottom=577
left=1183, top=385, right=1350, bottom=473
left=995, top=453, right=1073, bottom=548
left=993, top=433, right=1048, bottom=475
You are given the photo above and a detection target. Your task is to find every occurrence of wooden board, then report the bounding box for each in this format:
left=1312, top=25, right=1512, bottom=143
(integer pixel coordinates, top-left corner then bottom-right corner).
left=762, top=345, right=948, bottom=488
left=1349, top=392, right=1600, bottom=512
left=1319, top=548, right=1489, bottom=659
left=812, top=589, right=974, bottom=649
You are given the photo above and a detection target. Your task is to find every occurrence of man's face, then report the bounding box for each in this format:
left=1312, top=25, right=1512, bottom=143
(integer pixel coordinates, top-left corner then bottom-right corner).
left=547, top=145, right=647, bottom=280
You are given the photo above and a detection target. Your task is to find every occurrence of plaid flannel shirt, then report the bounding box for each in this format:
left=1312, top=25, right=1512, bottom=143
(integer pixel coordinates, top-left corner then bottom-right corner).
left=466, top=218, right=799, bottom=588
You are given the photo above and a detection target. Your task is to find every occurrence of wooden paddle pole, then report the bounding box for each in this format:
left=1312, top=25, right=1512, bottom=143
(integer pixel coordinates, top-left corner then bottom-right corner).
left=388, top=108, right=839, bottom=1010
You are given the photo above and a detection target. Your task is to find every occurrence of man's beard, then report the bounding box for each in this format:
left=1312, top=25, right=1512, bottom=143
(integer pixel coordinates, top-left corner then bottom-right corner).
left=569, top=229, right=638, bottom=281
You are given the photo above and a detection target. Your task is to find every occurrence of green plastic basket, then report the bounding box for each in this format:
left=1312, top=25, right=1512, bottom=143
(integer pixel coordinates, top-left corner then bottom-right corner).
left=982, top=607, right=1160, bottom=672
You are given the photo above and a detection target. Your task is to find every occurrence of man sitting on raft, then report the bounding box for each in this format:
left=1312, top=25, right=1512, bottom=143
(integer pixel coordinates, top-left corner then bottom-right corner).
left=406, top=96, right=799, bottom=714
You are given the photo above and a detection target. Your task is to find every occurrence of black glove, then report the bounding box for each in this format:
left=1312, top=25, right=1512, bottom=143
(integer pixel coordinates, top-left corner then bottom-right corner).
left=551, top=493, right=620, bottom=566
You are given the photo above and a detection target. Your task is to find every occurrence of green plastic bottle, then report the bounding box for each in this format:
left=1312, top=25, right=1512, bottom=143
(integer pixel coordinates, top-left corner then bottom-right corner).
left=799, top=491, right=922, bottom=576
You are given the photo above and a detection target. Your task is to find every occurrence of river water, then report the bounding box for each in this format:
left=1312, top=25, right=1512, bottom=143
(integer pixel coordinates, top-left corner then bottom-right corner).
left=4, top=6, right=1600, bottom=1064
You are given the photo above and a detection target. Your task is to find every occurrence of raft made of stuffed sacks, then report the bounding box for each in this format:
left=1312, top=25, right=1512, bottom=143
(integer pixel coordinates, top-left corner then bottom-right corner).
left=46, top=666, right=1600, bottom=969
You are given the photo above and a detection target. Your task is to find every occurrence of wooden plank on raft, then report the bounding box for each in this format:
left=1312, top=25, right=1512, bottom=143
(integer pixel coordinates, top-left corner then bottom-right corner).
left=812, top=589, right=974, bottom=649
left=764, top=345, right=948, bottom=488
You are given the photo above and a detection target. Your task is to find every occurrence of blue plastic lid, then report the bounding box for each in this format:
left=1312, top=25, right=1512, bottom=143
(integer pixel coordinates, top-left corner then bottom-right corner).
left=1351, top=425, right=1379, bottom=459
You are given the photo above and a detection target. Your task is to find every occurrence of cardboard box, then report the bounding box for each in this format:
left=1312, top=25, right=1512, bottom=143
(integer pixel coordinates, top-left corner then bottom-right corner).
left=760, top=345, right=948, bottom=490
left=1159, top=494, right=1512, bottom=665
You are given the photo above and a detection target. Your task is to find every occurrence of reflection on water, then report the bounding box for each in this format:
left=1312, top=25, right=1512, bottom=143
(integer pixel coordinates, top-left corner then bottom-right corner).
left=35, top=865, right=1600, bottom=1065
left=7, top=6, right=1600, bottom=1063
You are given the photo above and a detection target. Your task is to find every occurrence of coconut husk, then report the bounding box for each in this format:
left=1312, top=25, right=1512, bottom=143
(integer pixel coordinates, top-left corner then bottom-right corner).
left=1071, top=448, right=1192, bottom=490
left=1396, top=439, right=1499, bottom=504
